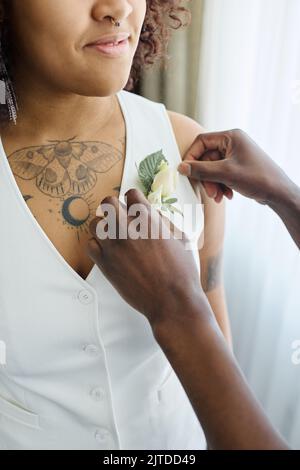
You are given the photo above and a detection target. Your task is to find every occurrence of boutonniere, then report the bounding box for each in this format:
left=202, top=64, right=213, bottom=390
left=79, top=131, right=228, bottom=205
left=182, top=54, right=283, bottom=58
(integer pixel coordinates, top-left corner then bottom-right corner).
left=136, top=150, right=183, bottom=216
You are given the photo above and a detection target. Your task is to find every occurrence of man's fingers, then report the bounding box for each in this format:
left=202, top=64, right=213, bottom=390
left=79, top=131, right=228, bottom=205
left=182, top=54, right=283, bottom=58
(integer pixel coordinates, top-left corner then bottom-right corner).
left=124, top=189, right=153, bottom=233
left=125, top=188, right=151, bottom=212
left=178, top=159, right=229, bottom=184
left=100, top=195, right=123, bottom=223
left=89, top=216, right=105, bottom=240
left=223, top=186, right=234, bottom=200
left=182, top=131, right=231, bottom=162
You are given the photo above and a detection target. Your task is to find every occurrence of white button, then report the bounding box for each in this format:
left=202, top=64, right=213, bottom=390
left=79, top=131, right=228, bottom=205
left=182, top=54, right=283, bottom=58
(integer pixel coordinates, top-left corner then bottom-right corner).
left=94, top=428, right=110, bottom=443
left=90, top=387, right=105, bottom=402
left=83, top=344, right=100, bottom=356
left=77, top=289, right=94, bottom=305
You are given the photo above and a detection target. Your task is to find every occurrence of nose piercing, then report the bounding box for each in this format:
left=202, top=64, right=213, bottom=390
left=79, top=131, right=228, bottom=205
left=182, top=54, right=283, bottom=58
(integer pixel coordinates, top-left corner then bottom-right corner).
left=110, top=17, right=121, bottom=27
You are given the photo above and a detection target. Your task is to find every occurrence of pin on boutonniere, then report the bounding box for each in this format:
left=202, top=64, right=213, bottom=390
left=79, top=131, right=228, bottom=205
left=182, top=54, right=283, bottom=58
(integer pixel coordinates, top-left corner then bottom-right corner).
left=136, top=150, right=183, bottom=216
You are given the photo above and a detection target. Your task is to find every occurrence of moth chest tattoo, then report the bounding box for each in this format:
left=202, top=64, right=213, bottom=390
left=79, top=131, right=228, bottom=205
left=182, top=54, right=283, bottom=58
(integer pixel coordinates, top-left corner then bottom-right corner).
left=10, top=136, right=124, bottom=241
left=9, top=135, right=123, bottom=196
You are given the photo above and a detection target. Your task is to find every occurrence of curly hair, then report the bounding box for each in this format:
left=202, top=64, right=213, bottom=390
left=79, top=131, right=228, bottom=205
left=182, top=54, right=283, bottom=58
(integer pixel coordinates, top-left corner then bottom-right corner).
left=0, top=0, right=191, bottom=121
left=126, top=0, right=191, bottom=91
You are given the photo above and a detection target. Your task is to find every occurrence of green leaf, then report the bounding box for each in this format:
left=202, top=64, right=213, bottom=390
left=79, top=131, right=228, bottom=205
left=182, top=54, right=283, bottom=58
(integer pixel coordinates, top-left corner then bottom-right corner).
left=163, top=197, right=178, bottom=205
left=137, top=150, right=167, bottom=195
left=163, top=204, right=184, bottom=217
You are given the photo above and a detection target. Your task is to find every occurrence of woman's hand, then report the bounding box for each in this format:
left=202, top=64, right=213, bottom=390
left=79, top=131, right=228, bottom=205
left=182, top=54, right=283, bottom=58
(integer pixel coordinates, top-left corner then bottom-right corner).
left=87, top=189, right=212, bottom=329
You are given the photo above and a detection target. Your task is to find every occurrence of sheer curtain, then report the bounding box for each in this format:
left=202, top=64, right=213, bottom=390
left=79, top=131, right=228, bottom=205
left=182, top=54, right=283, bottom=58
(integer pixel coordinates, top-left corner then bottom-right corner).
left=196, top=0, right=300, bottom=448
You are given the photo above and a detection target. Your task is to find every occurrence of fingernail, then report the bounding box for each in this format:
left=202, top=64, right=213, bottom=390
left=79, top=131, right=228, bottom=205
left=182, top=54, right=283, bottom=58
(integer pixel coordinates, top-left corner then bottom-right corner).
left=178, top=163, right=191, bottom=176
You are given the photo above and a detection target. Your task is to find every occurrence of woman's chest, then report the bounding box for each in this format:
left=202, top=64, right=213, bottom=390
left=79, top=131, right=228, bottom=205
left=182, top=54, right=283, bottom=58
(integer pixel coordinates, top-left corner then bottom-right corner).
left=7, top=133, right=126, bottom=281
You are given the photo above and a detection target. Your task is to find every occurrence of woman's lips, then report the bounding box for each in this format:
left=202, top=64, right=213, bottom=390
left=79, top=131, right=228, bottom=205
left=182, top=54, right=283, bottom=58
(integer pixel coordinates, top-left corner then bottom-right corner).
left=86, top=38, right=130, bottom=58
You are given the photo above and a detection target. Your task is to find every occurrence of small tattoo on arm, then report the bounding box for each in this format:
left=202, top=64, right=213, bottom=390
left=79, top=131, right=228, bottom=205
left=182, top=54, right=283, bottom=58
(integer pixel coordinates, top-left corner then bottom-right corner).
left=201, top=251, right=223, bottom=293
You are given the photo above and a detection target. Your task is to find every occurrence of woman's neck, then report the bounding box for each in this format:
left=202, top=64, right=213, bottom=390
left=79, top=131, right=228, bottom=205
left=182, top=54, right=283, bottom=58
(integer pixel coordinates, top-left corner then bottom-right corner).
left=3, top=67, right=118, bottom=142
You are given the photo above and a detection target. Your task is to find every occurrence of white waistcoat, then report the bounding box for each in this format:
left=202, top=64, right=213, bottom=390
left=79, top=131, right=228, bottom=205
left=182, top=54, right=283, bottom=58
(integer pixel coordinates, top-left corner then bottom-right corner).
left=0, top=90, right=206, bottom=450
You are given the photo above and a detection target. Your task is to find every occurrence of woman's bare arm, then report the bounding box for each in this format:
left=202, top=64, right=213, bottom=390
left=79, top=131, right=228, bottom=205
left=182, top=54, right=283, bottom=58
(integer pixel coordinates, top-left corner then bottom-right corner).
left=167, top=111, right=232, bottom=345
left=198, top=188, right=232, bottom=346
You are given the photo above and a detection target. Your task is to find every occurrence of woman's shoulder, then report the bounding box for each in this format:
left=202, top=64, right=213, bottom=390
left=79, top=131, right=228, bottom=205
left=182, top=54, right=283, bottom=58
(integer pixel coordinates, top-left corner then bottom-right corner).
left=165, top=109, right=208, bottom=201
left=166, top=109, right=226, bottom=244
left=165, top=109, right=205, bottom=161
left=121, top=91, right=205, bottom=141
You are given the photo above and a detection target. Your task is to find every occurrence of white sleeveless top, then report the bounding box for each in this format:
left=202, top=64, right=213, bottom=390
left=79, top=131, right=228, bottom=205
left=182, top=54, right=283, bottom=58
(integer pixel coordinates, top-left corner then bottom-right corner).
left=0, top=90, right=205, bottom=450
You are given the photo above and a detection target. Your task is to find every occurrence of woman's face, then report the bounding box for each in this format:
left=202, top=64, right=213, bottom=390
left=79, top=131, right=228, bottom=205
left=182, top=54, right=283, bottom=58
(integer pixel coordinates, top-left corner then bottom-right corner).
left=8, top=0, right=146, bottom=96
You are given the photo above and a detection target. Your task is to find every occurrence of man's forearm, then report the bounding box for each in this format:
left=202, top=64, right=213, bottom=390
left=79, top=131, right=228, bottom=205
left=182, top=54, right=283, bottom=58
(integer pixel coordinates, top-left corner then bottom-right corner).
left=152, top=299, right=288, bottom=450
left=268, top=178, right=300, bottom=249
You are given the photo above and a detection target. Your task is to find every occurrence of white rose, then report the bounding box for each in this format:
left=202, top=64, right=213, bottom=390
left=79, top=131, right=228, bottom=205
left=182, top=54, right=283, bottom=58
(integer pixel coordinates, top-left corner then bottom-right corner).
left=147, top=186, right=163, bottom=207
left=151, top=166, right=179, bottom=199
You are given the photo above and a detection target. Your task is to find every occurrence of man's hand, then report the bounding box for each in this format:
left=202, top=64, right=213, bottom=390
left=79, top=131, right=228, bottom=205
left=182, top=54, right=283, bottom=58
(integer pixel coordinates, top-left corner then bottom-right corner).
left=178, top=129, right=291, bottom=205
left=86, top=188, right=289, bottom=450
left=178, top=129, right=300, bottom=249
left=87, top=189, right=211, bottom=329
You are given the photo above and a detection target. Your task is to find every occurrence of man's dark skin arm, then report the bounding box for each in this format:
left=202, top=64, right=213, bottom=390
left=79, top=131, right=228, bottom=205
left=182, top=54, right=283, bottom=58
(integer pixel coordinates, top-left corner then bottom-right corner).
left=268, top=179, right=300, bottom=249
left=178, top=129, right=300, bottom=249
left=153, top=302, right=288, bottom=450
left=87, top=189, right=289, bottom=450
